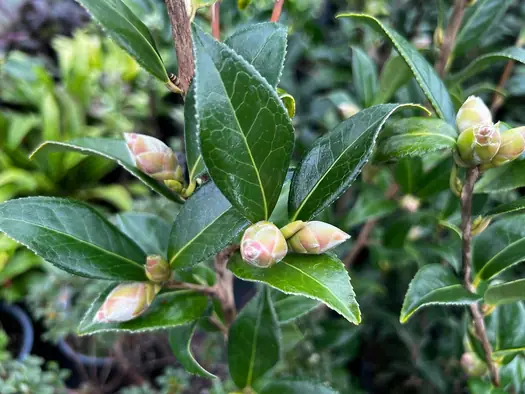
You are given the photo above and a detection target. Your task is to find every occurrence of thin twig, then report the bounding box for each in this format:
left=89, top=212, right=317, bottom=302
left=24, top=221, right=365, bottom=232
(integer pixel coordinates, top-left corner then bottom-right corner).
left=435, top=0, right=467, bottom=78
left=164, top=280, right=217, bottom=296
left=270, top=0, right=285, bottom=22
left=344, top=219, right=377, bottom=268
left=211, top=1, right=221, bottom=40
left=460, top=167, right=500, bottom=387
left=214, top=245, right=239, bottom=326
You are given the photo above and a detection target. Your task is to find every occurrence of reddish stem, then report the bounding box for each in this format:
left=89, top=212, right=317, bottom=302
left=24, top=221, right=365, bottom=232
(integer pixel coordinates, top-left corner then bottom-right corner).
left=212, top=1, right=221, bottom=40
left=270, top=0, right=285, bottom=22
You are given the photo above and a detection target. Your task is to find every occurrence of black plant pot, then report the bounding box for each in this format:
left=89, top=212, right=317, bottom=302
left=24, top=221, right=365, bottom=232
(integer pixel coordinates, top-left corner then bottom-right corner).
left=57, top=337, right=114, bottom=367
left=0, top=303, right=34, bottom=360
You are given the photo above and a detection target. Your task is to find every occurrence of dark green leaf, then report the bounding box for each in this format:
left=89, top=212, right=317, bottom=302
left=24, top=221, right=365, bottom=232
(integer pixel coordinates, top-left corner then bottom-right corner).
left=395, top=157, right=423, bottom=195
left=168, top=182, right=249, bottom=270
left=344, top=187, right=398, bottom=228
left=184, top=84, right=206, bottom=182
left=115, top=212, right=170, bottom=258
left=225, top=22, right=287, bottom=87
left=373, top=54, right=412, bottom=104
left=0, top=197, right=146, bottom=281
left=78, top=286, right=209, bottom=335
left=74, top=0, right=167, bottom=81
left=260, top=380, right=338, bottom=394
left=485, top=198, right=525, bottom=217
left=475, top=159, right=525, bottom=194
left=375, top=117, right=457, bottom=162
left=289, top=104, right=426, bottom=221
left=454, top=0, right=513, bottom=57
left=351, top=46, right=378, bottom=107
left=31, top=138, right=184, bottom=203
left=400, top=264, right=481, bottom=323
left=228, top=287, right=280, bottom=389
left=273, top=292, right=320, bottom=324
left=450, top=47, right=525, bottom=84
left=192, top=24, right=294, bottom=222
left=169, top=321, right=217, bottom=379
left=485, top=279, right=525, bottom=306
left=229, top=253, right=360, bottom=324
left=416, top=158, right=453, bottom=199
left=486, top=302, right=525, bottom=358
left=337, top=13, right=456, bottom=125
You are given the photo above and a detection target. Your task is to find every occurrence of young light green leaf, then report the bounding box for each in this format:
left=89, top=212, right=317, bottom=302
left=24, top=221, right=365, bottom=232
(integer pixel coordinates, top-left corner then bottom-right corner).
left=400, top=264, right=481, bottom=323
left=337, top=13, right=456, bottom=125
left=169, top=321, right=217, bottom=379
left=289, top=103, right=427, bottom=221
left=31, top=138, right=184, bottom=203
left=485, top=198, right=525, bottom=218
left=225, top=22, right=288, bottom=87
left=192, top=24, right=294, bottom=222
left=78, top=286, right=209, bottom=335
left=449, top=47, right=525, bottom=85
left=485, top=302, right=525, bottom=358
left=168, top=182, right=249, bottom=270
left=74, top=0, right=168, bottom=81
left=229, top=253, right=360, bottom=324
left=115, top=212, right=170, bottom=258
left=260, top=380, right=338, bottom=394
left=228, top=287, right=280, bottom=389
left=351, top=46, right=378, bottom=107
left=184, top=85, right=206, bottom=182
left=0, top=197, right=146, bottom=281
left=375, top=117, right=457, bottom=162
left=454, top=0, right=513, bottom=57
left=272, top=292, right=320, bottom=324
left=485, top=279, right=525, bottom=306
left=373, top=54, right=412, bottom=104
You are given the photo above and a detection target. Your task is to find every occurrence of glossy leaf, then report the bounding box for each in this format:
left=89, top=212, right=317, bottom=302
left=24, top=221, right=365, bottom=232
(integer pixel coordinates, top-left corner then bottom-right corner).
left=0, top=197, right=146, bottom=281
left=115, top=212, right=170, bottom=258
left=289, top=103, right=426, bottom=221
left=273, top=292, right=320, bottom=324
left=373, top=54, right=412, bottom=104
left=485, top=302, right=525, bottom=358
left=225, top=22, right=287, bottom=87
left=168, top=182, right=249, bottom=270
left=184, top=84, right=206, bottom=182
left=74, top=0, right=167, bottom=81
left=475, top=238, right=525, bottom=283
left=485, top=279, right=525, bottom=306
left=375, top=117, right=457, bottom=162
left=485, top=198, right=525, bottom=218
left=395, top=157, right=423, bottom=195
left=192, top=24, right=294, bottom=222
left=337, top=13, right=456, bottom=125
left=454, top=0, right=514, bottom=57
left=344, top=187, right=397, bottom=228
left=31, top=138, right=184, bottom=203
left=78, top=286, right=209, bottom=335
left=475, top=159, right=525, bottom=194
left=260, top=380, right=338, bottom=394
left=228, top=287, right=280, bottom=389
left=351, top=46, right=378, bottom=107
left=450, top=47, right=525, bottom=84
left=169, top=321, right=216, bottom=379
left=229, top=253, right=360, bottom=324
left=400, top=264, right=481, bottom=323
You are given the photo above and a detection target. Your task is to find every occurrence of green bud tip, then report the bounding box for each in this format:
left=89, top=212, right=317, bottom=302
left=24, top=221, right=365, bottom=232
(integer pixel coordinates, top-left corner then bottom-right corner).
left=280, top=221, right=306, bottom=239
left=456, top=96, right=492, bottom=133
left=241, top=221, right=288, bottom=268
left=490, top=126, right=525, bottom=167
left=145, top=255, right=171, bottom=283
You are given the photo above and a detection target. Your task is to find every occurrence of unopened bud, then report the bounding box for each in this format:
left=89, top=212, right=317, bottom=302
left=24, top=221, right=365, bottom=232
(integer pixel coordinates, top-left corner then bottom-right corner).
left=338, top=103, right=360, bottom=119
left=456, top=123, right=501, bottom=166
left=456, top=96, right=492, bottom=133
left=280, top=221, right=306, bottom=239
left=241, top=221, right=288, bottom=268
left=412, top=34, right=431, bottom=50
left=288, top=221, right=350, bottom=255
left=471, top=216, right=491, bottom=236
left=124, top=133, right=183, bottom=183
left=145, top=255, right=171, bottom=283
left=400, top=195, right=420, bottom=213
left=433, top=27, right=444, bottom=47
left=460, top=352, right=487, bottom=377
left=95, top=282, right=160, bottom=323
left=490, top=126, right=525, bottom=167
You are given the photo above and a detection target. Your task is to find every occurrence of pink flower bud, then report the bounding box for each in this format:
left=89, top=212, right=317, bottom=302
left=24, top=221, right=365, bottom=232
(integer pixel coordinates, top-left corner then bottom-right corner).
left=456, top=123, right=501, bottom=166
left=460, top=352, right=487, bottom=377
left=241, top=221, right=288, bottom=268
left=288, top=221, right=350, bottom=254
left=145, top=255, right=171, bottom=283
left=456, top=96, right=492, bottom=133
left=124, top=133, right=183, bottom=182
left=95, top=282, right=160, bottom=323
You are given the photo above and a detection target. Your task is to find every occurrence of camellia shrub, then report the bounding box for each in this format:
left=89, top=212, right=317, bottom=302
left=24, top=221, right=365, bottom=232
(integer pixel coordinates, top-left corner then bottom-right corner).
left=2, top=0, right=525, bottom=392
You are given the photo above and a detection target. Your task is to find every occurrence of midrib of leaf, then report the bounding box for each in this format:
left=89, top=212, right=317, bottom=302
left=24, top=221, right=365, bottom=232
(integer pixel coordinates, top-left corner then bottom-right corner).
left=401, top=131, right=456, bottom=143
left=455, top=0, right=489, bottom=44
left=246, top=295, right=265, bottom=387
left=249, top=29, right=280, bottom=70
left=476, top=238, right=525, bottom=281
left=493, top=347, right=525, bottom=357
left=189, top=155, right=203, bottom=181
left=0, top=217, right=143, bottom=269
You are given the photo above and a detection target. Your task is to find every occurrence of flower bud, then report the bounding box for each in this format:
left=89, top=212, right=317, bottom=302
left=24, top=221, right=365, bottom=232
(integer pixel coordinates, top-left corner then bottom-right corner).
left=489, top=126, right=525, bottom=167
left=288, top=221, right=350, bottom=255
left=280, top=221, right=306, bottom=239
left=241, top=221, right=288, bottom=268
left=460, top=352, right=487, bottom=377
left=456, top=96, right=492, bottom=133
left=456, top=123, right=501, bottom=166
left=95, top=282, right=160, bottom=323
left=124, top=133, right=183, bottom=183
left=399, top=195, right=420, bottom=213
left=145, top=255, right=171, bottom=283
left=471, top=216, right=491, bottom=236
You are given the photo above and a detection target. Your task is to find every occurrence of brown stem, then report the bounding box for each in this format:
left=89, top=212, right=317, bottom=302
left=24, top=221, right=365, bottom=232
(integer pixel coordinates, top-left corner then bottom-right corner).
left=344, top=220, right=376, bottom=268
left=211, top=1, right=221, bottom=40
left=460, top=167, right=500, bottom=387
left=434, top=0, right=467, bottom=78
left=490, top=60, right=514, bottom=115
left=164, top=280, right=217, bottom=296
left=214, top=245, right=239, bottom=326
left=164, top=0, right=194, bottom=94
left=270, top=0, right=285, bottom=22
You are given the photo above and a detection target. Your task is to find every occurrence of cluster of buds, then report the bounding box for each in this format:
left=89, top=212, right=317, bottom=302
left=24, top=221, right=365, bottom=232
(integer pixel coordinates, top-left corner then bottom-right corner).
left=240, top=220, right=350, bottom=268
left=455, top=96, right=525, bottom=169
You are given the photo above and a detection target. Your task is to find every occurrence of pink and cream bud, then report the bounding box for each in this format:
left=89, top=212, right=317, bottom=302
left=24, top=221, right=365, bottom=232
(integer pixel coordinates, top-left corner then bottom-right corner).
left=95, top=282, right=160, bottom=323
left=288, top=221, right=350, bottom=254
left=145, top=255, right=171, bottom=283
left=241, top=221, right=288, bottom=268
left=124, top=133, right=183, bottom=182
